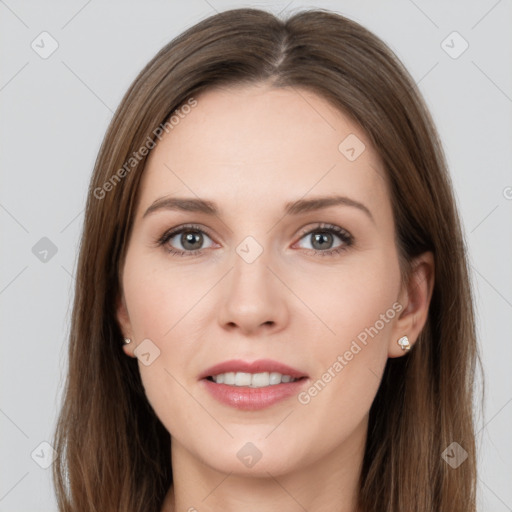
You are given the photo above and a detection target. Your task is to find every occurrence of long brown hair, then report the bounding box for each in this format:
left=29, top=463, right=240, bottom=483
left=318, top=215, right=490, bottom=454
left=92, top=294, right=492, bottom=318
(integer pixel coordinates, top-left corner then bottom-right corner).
left=52, top=7, right=479, bottom=511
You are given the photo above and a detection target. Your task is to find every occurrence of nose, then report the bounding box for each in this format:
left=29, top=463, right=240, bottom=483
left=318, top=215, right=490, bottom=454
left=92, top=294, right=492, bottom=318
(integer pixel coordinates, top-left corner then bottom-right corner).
left=217, top=246, right=289, bottom=336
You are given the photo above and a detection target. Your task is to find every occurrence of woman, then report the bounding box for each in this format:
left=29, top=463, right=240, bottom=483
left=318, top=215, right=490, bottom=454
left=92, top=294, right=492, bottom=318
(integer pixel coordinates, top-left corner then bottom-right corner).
left=52, top=7, right=479, bottom=512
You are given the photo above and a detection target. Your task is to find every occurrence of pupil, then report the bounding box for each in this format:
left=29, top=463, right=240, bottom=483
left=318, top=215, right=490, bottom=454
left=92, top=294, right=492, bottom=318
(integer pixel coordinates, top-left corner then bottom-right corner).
left=182, top=231, right=202, bottom=250
left=312, top=232, right=332, bottom=250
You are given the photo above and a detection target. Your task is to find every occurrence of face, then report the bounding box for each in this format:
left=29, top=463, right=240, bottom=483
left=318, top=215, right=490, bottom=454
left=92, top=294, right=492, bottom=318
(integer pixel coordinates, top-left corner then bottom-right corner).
left=117, top=83, right=417, bottom=478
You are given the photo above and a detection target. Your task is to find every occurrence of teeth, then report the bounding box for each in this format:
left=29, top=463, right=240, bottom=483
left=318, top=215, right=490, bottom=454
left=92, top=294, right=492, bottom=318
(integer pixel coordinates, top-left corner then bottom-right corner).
left=235, top=372, right=252, bottom=386
left=211, top=371, right=299, bottom=387
left=268, top=372, right=282, bottom=385
left=223, top=372, right=235, bottom=385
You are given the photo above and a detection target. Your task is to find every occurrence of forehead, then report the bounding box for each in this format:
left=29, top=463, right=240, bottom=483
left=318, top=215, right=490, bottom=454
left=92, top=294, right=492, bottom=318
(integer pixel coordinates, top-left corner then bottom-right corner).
left=139, top=84, right=389, bottom=217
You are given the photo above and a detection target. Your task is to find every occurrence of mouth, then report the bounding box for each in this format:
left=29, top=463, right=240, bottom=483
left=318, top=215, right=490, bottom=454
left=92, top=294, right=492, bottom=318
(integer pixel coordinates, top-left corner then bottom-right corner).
left=199, top=359, right=309, bottom=410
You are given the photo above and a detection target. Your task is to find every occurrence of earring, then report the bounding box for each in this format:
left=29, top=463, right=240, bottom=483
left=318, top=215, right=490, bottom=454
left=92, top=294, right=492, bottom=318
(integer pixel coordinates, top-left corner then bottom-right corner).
left=124, top=338, right=132, bottom=345
left=397, top=336, right=410, bottom=351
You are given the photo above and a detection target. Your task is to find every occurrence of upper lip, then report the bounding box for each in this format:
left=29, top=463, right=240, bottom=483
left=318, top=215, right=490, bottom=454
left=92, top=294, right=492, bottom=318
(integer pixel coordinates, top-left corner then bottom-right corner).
left=198, top=359, right=308, bottom=380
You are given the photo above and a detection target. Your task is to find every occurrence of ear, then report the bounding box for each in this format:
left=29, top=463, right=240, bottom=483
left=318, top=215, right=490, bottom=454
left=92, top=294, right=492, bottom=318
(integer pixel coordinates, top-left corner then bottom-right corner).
left=116, top=293, right=136, bottom=358
left=388, top=251, right=435, bottom=358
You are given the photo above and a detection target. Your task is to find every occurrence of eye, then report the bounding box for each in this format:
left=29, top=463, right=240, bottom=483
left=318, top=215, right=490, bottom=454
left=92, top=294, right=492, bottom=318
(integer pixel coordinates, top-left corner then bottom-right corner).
left=157, top=222, right=353, bottom=257
left=158, top=224, right=215, bottom=256
left=294, top=223, right=353, bottom=256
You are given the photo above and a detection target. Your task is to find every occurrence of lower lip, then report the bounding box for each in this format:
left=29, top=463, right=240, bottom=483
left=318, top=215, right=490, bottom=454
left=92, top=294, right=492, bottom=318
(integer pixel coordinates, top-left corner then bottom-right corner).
left=201, top=378, right=308, bottom=410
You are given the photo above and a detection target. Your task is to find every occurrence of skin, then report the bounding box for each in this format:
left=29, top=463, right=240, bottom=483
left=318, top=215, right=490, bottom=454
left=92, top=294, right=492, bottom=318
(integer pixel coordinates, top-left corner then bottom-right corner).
left=117, top=83, right=434, bottom=512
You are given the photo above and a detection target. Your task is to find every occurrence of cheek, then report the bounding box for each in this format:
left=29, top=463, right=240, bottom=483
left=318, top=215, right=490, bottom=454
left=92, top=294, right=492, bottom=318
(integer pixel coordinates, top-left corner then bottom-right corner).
left=122, top=247, right=198, bottom=339
left=121, top=250, right=205, bottom=431
left=293, top=246, right=401, bottom=348
left=292, top=248, right=400, bottom=426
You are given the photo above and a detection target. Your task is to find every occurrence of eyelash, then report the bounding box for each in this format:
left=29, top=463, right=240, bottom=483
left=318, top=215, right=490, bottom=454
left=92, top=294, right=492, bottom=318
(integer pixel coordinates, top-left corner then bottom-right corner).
left=156, top=223, right=354, bottom=257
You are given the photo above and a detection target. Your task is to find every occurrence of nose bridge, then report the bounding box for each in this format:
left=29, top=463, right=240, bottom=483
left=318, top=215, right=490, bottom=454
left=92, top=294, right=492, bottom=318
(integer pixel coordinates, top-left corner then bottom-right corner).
left=230, top=233, right=274, bottom=298
left=217, top=231, right=288, bottom=333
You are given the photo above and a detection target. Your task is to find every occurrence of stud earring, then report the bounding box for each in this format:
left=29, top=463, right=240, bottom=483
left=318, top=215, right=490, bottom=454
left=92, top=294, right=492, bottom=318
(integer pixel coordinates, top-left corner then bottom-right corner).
left=124, top=338, right=132, bottom=345
left=397, top=336, right=410, bottom=351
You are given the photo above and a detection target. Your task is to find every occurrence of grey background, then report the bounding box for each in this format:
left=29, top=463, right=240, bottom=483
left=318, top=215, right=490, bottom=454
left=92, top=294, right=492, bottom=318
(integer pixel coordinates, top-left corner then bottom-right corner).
left=1, top=0, right=511, bottom=510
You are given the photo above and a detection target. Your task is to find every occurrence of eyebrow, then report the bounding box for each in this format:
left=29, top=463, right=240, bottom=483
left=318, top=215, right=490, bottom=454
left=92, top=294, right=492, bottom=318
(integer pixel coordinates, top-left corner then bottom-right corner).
left=143, top=195, right=374, bottom=223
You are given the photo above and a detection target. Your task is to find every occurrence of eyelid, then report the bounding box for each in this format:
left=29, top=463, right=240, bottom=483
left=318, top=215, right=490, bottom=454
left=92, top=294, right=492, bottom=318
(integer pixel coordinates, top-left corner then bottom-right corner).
left=157, top=223, right=216, bottom=246
left=296, top=222, right=352, bottom=240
